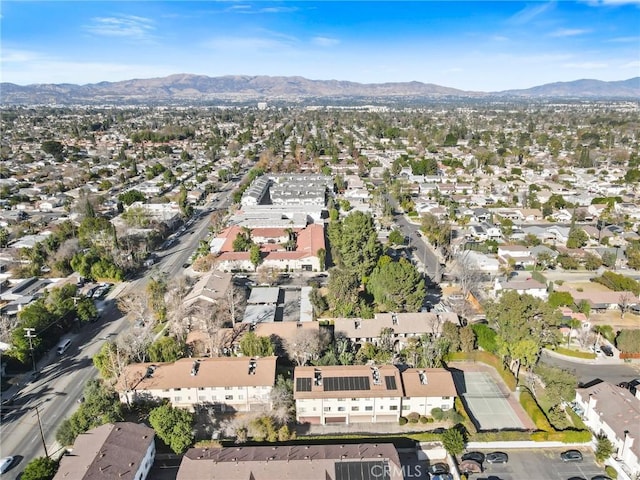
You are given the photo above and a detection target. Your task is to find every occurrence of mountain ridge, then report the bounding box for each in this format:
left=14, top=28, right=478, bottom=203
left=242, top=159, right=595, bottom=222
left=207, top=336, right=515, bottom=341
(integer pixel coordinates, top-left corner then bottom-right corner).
left=2, top=74, right=638, bottom=105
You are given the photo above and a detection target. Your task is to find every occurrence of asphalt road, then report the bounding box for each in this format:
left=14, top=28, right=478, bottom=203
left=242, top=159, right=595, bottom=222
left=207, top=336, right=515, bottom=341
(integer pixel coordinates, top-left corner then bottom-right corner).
left=0, top=186, right=236, bottom=479
left=392, top=210, right=443, bottom=283
left=540, top=350, right=640, bottom=386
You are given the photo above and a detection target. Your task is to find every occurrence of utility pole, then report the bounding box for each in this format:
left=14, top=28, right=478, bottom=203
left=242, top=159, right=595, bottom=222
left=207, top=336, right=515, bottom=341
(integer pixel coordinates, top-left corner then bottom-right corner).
left=34, top=405, right=49, bottom=458
left=23, top=327, right=37, bottom=373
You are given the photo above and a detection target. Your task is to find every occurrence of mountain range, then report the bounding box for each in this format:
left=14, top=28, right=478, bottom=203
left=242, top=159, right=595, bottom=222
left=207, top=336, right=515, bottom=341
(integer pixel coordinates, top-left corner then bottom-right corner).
left=1, top=74, right=639, bottom=105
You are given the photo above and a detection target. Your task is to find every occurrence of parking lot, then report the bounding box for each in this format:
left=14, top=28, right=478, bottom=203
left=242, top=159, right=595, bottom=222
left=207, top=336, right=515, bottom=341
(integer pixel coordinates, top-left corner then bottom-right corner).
left=469, top=448, right=609, bottom=480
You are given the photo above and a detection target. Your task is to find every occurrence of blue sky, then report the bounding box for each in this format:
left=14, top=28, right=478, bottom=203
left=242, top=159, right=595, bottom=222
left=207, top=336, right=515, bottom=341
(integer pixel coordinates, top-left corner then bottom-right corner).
left=1, top=1, right=639, bottom=91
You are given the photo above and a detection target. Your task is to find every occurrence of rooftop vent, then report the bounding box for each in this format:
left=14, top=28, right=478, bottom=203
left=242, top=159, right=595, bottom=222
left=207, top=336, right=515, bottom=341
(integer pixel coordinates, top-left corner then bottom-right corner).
left=145, top=365, right=156, bottom=378
left=418, top=370, right=428, bottom=385
left=355, top=320, right=361, bottom=329
left=314, top=368, right=322, bottom=386
left=191, top=360, right=200, bottom=376
left=371, top=366, right=381, bottom=385
left=248, top=359, right=257, bottom=375
left=391, top=313, right=398, bottom=325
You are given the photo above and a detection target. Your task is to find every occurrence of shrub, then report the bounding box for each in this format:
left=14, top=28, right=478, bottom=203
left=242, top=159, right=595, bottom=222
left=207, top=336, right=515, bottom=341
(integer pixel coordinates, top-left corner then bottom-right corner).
left=471, top=323, right=497, bottom=353
left=419, top=416, right=428, bottom=424
left=531, top=430, right=592, bottom=443
left=399, top=417, right=408, bottom=426
left=550, top=346, right=596, bottom=359
left=519, top=389, right=553, bottom=432
left=431, top=407, right=444, bottom=421
left=407, top=412, right=420, bottom=423
left=605, top=465, right=618, bottom=479
left=454, top=397, right=477, bottom=434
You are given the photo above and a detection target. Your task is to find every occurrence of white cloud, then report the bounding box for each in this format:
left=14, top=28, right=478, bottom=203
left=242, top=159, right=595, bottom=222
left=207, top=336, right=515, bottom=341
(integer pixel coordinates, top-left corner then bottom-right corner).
left=584, top=0, right=640, bottom=6
left=0, top=48, right=40, bottom=63
left=607, top=36, right=640, bottom=42
left=563, top=61, right=608, bottom=68
left=312, top=36, right=340, bottom=47
left=621, top=60, right=640, bottom=68
left=550, top=28, right=591, bottom=37
left=508, top=2, right=556, bottom=24
left=84, top=15, right=155, bottom=39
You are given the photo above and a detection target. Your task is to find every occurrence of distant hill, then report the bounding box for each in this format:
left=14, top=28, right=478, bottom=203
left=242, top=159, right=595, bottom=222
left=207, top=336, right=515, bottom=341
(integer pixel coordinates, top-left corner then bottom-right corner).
left=1, top=74, right=638, bottom=105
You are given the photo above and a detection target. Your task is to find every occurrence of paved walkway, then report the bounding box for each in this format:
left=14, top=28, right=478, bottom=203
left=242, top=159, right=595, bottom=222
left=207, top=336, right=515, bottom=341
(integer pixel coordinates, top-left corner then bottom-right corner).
left=295, top=419, right=451, bottom=436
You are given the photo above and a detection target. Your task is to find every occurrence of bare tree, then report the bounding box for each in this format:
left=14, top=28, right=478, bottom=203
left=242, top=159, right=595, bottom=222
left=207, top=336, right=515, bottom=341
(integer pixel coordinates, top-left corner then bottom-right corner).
left=256, top=265, right=281, bottom=286
left=619, top=292, right=635, bottom=319
left=118, top=329, right=153, bottom=364
left=117, top=291, right=151, bottom=326
left=165, top=275, right=194, bottom=341
left=0, top=314, right=15, bottom=344
left=452, top=252, right=483, bottom=296
left=284, top=328, right=330, bottom=366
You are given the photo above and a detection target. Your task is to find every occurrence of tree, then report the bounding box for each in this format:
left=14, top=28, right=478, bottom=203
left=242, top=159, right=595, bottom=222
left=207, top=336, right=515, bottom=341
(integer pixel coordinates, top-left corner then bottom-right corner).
left=548, top=291, right=574, bottom=308
left=118, top=189, right=145, bottom=206
left=21, top=457, right=58, bottom=480
left=534, top=364, right=577, bottom=406
left=595, top=435, right=615, bottom=463
left=619, top=292, right=634, bottom=318
left=459, top=326, right=476, bottom=352
left=367, top=258, right=425, bottom=312
left=441, top=321, right=461, bottom=352
left=270, top=376, right=295, bottom=424
left=284, top=328, right=329, bottom=366
left=148, top=336, right=185, bottom=362
left=421, top=213, right=452, bottom=257
left=249, top=244, right=262, bottom=269
left=616, top=329, right=640, bottom=353
left=485, top=291, right=561, bottom=377
left=441, top=428, right=465, bottom=456
left=239, top=331, right=274, bottom=357
left=149, top=403, right=194, bottom=454
left=388, top=228, right=405, bottom=246
left=326, top=267, right=361, bottom=317
left=336, top=211, right=382, bottom=281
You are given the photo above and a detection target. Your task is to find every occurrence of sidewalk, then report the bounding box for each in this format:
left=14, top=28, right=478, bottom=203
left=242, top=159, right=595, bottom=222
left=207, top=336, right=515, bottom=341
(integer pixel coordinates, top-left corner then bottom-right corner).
left=295, top=419, right=451, bottom=437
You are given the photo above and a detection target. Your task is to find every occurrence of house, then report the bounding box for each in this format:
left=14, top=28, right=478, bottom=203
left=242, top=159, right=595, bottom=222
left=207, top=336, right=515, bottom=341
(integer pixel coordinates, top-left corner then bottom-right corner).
left=293, top=364, right=456, bottom=425
left=493, top=276, right=548, bottom=300
left=554, top=286, right=638, bottom=311
left=497, top=245, right=535, bottom=268
left=177, top=443, right=404, bottom=480
left=53, top=422, right=155, bottom=480
left=182, top=271, right=233, bottom=309
left=575, top=382, right=640, bottom=478
left=116, top=356, right=277, bottom=413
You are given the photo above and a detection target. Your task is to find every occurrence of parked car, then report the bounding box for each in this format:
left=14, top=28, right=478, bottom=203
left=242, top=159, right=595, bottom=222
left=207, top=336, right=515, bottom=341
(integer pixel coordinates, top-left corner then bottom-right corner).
left=590, top=476, right=612, bottom=480
left=600, top=345, right=613, bottom=357
left=567, top=477, right=586, bottom=480
left=459, top=459, right=483, bottom=474
left=0, top=456, right=15, bottom=474
left=486, top=452, right=509, bottom=464
left=461, top=451, right=485, bottom=464
left=561, top=450, right=583, bottom=462
left=431, top=475, right=453, bottom=480
left=429, top=462, right=449, bottom=475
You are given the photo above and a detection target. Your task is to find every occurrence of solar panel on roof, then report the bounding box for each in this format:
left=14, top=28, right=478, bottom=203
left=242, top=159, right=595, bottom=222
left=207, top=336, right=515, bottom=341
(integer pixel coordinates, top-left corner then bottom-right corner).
left=335, top=461, right=390, bottom=480
left=296, top=377, right=312, bottom=392
left=384, top=375, right=397, bottom=390
left=323, top=376, right=370, bottom=392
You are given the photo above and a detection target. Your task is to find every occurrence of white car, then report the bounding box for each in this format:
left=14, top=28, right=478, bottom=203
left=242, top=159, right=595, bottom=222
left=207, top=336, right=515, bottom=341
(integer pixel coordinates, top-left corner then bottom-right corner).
left=0, top=456, right=15, bottom=474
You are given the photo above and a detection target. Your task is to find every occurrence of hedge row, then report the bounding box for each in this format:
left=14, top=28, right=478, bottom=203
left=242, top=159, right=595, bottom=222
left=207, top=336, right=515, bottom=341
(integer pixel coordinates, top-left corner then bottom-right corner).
left=548, top=346, right=596, bottom=360
left=446, top=351, right=517, bottom=391
left=530, top=430, right=592, bottom=443
left=566, top=406, right=588, bottom=430
left=519, top=389, right=554, bottom=432
left=454, top=397, right=477, bottom=434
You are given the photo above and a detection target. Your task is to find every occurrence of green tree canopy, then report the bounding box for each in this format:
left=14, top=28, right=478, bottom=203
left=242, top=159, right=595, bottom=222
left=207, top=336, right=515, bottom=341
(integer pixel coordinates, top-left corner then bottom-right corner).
left=326, top=267, right=361, bottom=317
left=239, top=331, right=275, bottom=357
left=616, top=329, right=640, bottom=353
left=335, top=211, right=382, bottom=281
left=367, top=258, right=424, bottom=312
left=149, top=403, right=194, bottom=454
left=441, top=428, right=465, bottom=456
left=148, top=336, right=186, bottom=363
left=118, top=189, right=146, bottom=206
left=21, top=457, right=58, bottom=480
left=485, top=291, right=561, bottom=372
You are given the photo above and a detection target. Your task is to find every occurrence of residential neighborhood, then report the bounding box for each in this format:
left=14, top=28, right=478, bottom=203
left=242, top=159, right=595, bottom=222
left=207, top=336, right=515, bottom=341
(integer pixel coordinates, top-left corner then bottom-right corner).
left=1, top=95, right=639, bottom=480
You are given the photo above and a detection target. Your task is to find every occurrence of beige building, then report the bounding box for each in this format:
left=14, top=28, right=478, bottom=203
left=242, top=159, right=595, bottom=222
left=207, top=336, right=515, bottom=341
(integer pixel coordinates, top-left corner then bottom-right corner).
left=54, top=422, right=155, bottom=480
left=294, top=365, right=455, bottom=425
left=332, top=312, right=459, bottom=351
left=116, top=356, right=277, bottom=413
left=177, top=443, right=404, bottom=480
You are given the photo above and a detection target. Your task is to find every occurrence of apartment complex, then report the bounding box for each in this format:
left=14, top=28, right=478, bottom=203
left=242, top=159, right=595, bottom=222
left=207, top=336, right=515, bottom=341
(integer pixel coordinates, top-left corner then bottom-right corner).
left=177, top=443, right=404, bottom=480
left=575, top=382, right=640, bottom=478
left=53, top=422, right=155, bottom=480
left=294, top=365, right=455, bottom=425
left=116, top=356, right=277, bottom=413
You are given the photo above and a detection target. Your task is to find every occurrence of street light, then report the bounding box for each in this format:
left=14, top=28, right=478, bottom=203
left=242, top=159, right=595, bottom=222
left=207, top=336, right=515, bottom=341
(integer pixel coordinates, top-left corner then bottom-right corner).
left=23, top=327, right=37, bottom=373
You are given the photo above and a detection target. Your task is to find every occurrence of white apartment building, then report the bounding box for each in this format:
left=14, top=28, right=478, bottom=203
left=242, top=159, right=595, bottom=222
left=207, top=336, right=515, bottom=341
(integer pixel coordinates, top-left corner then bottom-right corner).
left=294, top=365, right=456, bottom=425
left=575, top=382, right=640, bottom=478
left=116, top=356, right=277, bottom=413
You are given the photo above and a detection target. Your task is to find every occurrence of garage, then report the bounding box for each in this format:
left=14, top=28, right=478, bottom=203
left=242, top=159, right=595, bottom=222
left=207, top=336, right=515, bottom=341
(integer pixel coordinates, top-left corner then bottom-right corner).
left=325, top=416, right=347, bottom=424
left=298, top=416, right=322, bottom=424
